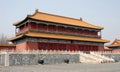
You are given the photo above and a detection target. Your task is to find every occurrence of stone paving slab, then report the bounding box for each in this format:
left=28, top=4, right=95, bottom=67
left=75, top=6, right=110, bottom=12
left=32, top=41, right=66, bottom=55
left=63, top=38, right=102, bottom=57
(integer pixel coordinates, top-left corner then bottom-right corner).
left=0, top=63, right=120, bottom=72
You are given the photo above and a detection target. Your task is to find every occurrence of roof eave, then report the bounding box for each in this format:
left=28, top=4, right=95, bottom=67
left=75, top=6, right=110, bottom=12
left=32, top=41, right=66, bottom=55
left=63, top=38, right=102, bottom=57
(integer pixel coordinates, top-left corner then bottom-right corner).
left=7, top=35, right=24, bottom=41
left=0, top=44, right=16, bottom=47
left=107, top=45, right=120, bottom=47
left=13, top=17, right=30, bottom=26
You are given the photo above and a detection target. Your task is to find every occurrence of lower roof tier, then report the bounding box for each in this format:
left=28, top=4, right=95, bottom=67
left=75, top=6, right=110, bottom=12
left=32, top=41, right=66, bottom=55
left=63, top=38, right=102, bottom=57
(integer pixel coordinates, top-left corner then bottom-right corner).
left=107, top=45, right=120, bottom=48
left=8, top=31, right=109, bottom=43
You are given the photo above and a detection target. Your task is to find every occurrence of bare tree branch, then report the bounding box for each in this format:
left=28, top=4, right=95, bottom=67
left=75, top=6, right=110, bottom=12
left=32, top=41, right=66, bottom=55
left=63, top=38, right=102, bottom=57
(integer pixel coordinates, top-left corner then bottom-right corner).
left=0, top=34, right=8, bottom=44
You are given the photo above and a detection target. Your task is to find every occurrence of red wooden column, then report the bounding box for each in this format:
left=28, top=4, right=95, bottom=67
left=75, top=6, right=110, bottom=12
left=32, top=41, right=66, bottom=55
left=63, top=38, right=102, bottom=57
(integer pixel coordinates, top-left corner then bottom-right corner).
left=49, top=43, right=52, bottom=50
left=89, top=45, right=91, bottom=51
left=94, top=46, right=96, bottom=51
left=91, top=46, right=94, bottom=51
left=85, top=45, right=88, bottom=51
left=28, top=22, right=33, bottom=30
left=56, top=26, right=59, bottom=32
left=81, top=45, right=83, bottom=51
left=83, top=45, right=85, bottom=51
left=54, top=25, right=57, bottom=32
left=36, top=23, right=39, bottom=30
left=28, top=22, right=30, bottom=29
left=46, top=25, right=48, bottom=32
left=56, top=43, right=58, bottom=50
left=80, top=45, right=82, bottom=51
left=74, top=44, right=78, bottom=51
left=86, top=45, right=88, bottom=51
left=87, top=45, right=89, bottom=51
left=82, top=45, right=84, bottom=51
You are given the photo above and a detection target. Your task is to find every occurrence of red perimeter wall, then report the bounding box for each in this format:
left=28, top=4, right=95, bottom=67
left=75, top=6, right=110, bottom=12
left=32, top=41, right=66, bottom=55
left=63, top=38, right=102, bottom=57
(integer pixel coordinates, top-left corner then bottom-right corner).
left=0, top=46, right=15, bottom=51
left=15, top=42, right=104, bottom=51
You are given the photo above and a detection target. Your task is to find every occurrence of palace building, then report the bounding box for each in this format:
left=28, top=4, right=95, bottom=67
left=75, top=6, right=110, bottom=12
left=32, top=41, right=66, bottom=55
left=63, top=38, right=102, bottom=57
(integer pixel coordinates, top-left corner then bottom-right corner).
left=107, top=39, right=120, bottom=52
left=8, top=9, right=109, bottom=51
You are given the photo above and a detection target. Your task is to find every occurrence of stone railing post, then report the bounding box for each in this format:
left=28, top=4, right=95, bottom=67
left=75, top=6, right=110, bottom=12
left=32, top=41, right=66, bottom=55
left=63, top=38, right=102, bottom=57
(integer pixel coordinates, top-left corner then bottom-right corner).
left=5, top=52, right=9, bottom=66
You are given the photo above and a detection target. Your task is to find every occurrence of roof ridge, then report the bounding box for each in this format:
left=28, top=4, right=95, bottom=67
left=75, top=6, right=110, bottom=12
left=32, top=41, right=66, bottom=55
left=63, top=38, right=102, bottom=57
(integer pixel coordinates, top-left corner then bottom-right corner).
left=30, top=10, right=103, bottom=29
left=29, top=9, right=83, bottom=22
left=39, top=11, right=103, bottom=28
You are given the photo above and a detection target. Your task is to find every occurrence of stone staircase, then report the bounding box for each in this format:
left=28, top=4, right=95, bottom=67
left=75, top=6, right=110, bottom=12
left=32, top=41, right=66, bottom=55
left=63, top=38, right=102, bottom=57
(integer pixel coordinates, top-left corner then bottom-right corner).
left=79, top=52, right=115, bottom=64
left=90, top=52, right=115, bottom=63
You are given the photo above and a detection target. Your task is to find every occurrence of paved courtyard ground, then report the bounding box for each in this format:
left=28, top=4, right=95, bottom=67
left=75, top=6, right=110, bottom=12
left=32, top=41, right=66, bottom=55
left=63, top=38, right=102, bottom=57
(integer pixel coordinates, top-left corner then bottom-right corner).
left=0, top=63, right=120, bottom=72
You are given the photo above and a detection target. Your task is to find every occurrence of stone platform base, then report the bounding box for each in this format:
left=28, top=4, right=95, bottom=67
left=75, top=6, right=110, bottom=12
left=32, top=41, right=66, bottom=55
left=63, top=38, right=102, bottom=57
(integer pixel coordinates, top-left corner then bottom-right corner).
left=0, top=54, right=79, bottom=66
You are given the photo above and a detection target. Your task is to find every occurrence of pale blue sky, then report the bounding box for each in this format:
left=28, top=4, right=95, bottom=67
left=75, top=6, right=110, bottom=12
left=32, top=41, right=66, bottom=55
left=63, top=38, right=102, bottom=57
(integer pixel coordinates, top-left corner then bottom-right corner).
left=0, top=0, right=120, bottom=42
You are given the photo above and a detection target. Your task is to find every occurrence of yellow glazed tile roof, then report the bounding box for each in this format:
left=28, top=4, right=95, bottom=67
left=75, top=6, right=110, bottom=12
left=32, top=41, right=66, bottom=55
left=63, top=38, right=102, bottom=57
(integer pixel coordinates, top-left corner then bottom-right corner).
left=107, top=39, right=120, bottom=47
left=8, top=32, right=109, bottom=43
left=14, top=9, right=103, bottom=30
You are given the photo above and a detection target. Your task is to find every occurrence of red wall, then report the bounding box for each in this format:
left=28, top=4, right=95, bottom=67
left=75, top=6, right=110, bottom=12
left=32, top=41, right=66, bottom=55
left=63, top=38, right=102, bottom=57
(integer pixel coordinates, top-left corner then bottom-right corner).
left=37, top=42, right=102, bottom=51
left=112, top=49, right=120, bottom=53
left=27, top=42, right=38, bottom=50
left=15, top=42, right=104, bottom=51
left=98, top=46, right=104, bottom=51
left=16, top=42, right=39, bottom=50
left=16, top=42, right=28, bottom=50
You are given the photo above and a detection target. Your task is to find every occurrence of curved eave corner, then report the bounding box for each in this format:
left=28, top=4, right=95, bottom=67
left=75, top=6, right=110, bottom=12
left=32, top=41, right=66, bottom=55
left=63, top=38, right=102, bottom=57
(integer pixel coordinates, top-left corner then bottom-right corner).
left=7, top=35, right=24, bottom=41
left=13, top=9, right=38, bottom=26
left=13, top=16, right=30, bottom=26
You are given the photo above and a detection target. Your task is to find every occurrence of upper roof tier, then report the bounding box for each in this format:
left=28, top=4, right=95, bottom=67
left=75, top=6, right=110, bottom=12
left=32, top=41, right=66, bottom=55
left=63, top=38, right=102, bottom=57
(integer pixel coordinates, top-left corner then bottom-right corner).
left=13, top=9, right=103, bottom=30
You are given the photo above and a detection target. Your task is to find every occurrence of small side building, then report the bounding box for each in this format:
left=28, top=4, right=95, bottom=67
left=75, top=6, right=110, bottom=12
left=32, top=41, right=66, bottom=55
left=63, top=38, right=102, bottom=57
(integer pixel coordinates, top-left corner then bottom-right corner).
left=107, top=39, right=120, bottom=52
left=0, top=44, right=15, bottom=51
left=104, top=47, right=112, bottom=52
